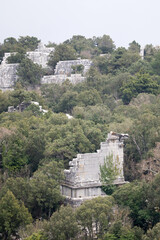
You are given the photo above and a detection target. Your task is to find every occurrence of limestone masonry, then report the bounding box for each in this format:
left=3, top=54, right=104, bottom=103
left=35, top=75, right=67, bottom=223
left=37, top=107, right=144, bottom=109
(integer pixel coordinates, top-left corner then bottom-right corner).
left=61, top=132, right=128, bottom=206
left=54, top=59, right=92, bottom=75
left=0, top=57, right=18, bottom=91
left=27, top=42, right=54, bottom=68
left=41, top=59, right=92, bottom=85
left=0, top=42, right=92, bottom=90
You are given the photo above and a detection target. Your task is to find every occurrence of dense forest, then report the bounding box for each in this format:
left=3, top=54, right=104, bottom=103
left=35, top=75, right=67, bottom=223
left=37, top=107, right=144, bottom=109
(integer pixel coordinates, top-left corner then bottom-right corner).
left=0, top=35, right=160, bottom=239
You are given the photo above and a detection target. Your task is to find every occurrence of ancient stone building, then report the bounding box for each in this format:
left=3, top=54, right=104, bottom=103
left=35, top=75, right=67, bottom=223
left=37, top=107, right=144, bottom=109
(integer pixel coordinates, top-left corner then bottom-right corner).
left=41, top=74, right=86, bottom=85
left=0, top=43, right=54, bottom=91
left=61, top=132, right=128, bottom=206
left=27, top=42, right=54, bottom=68
left=41, top=59, right=92, bottom=85
left=0, top=55, right=18, bottom=91
left=54, top=59, right=92, bottom=75
left=0, top=43, right=92, bottom=90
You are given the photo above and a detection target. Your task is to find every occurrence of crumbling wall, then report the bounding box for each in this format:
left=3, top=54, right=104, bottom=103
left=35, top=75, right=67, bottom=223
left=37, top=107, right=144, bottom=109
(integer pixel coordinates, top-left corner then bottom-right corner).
left=41, top=74, right=85, bottom=85
left=54, top=59, right=92, bottom=75
left=61, top=132, right=127, bottom=205
left=0, top=62, right=18, bottom=91
left=27, top=42, right=54, bottom=68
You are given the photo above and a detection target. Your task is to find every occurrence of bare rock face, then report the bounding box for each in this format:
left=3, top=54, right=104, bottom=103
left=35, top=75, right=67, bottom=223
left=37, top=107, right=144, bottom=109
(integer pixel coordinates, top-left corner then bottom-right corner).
left=61, top=132, right=128, bottom=206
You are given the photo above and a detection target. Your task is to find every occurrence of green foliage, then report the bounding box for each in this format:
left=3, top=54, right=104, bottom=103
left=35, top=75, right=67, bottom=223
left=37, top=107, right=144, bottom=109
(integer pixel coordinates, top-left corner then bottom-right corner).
left=1, top=34, right=160, bottom=238
left=71, top=64, right=84, bottom=74
left=121, top=73, right=159, bottom=104
left=48, top=43, right=77, bottom=71
left=151, top=51, right=160, bottom=75
left=128, top=41, right=141, bottom=53
left=29, top=161, right=64, bottom=218
left=7, top=52, right=26, bottom=63
left=0, top=190, right=32, bottom=239
left=0, top=36, right=40, bottom=63
left=143, top=222, right=160, bottom=240
left=96, top=35, right=115, bottom=54
left=25, top=232, right=44, bottom=240
left=100, top=154, right=119, bottom=195
left=0, top=90, right=11, bottom=113
left=43, top=205, right=79, bottom=240
left=76, top=196, right=114, bottom=239
left=112, top=179, right=160, bottom=231
left=18, top=36, right=40, bottom=51
left=72, top=104, right=111, bottom=124
left=17, top=57, right=43, bottom=86
left=24, top=104, right=43, bottom=116
left=2, top=132, right=28, bottom=172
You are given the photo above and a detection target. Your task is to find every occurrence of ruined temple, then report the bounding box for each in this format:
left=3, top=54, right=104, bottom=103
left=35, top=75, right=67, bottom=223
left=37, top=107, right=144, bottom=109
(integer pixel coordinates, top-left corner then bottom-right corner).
left=61, top=132, right=128, bottom=206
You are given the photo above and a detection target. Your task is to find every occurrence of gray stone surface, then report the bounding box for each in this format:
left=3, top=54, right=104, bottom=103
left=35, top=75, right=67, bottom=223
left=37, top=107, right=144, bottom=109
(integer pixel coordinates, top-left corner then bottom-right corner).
left=41, top=74, right=85, bottom=85
left=0, top=62, right=18, bottom=91
left=61, top=132, right=128, bottom=206
left=27, top=42, right=54, bottom=68
left=54, top=59, right=92, bottom=75
left=0, top=45, right=92, bottom=90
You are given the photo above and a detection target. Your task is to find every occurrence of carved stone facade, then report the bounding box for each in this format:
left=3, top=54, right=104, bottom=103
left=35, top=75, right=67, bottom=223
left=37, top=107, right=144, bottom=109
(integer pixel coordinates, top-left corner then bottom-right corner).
left=61, top=132, right=127, bottom=206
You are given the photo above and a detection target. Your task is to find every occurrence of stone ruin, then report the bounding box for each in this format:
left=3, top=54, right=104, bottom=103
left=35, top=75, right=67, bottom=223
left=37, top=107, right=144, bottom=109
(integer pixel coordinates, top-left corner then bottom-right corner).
left=61, top=132, right=128, bottom=207
left=54, top=59, right=92, bottom=75
left=8, top=101, right=48, bottom=114
left=41, top=59, right=92, bottom=85
left=0, top=42, right=92, bottom=90
left=0, top=43, right=54, bottom=91
left=27, top=42, right=54, bottom=68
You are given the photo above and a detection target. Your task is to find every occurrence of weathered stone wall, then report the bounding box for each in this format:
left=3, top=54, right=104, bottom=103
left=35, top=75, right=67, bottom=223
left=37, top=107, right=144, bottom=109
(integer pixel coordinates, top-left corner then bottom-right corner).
left=61, top=132, right=127, bottom=206
left=41, top=74, right=85, bottom=85
left=54, top=59, right=92, bottom=75
left=0, top=45, right=92, bottom=90
left=0, top=43, right=54, bottom=90
left=27, top=42, right=54, bottom=68
left=0, top=63, right=18, bottom=91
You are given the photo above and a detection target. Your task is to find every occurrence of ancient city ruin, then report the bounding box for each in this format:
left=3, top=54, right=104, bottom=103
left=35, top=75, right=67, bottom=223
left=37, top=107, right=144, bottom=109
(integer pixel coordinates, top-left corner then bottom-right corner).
left=61, top=131, right=128, bottom=206
left=0, top=42, right=92, bottom=91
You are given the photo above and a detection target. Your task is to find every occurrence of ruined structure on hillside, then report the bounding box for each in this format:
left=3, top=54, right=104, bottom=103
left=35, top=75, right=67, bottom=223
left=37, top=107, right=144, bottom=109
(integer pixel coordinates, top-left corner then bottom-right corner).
left=61, top=132, right=128, bottom=206
left=27, top=42, right=54, bottom=68
left=41, top=59, right=92, bottom=85
left=41, top=74, right=86, bottom=85
left=0, top=42, right=92, bottom=90
left=0, top=54, right=19, bottom=91
left=0, top=43, right=54, bottom=91
left=55, top=59, right=92, bottom=75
